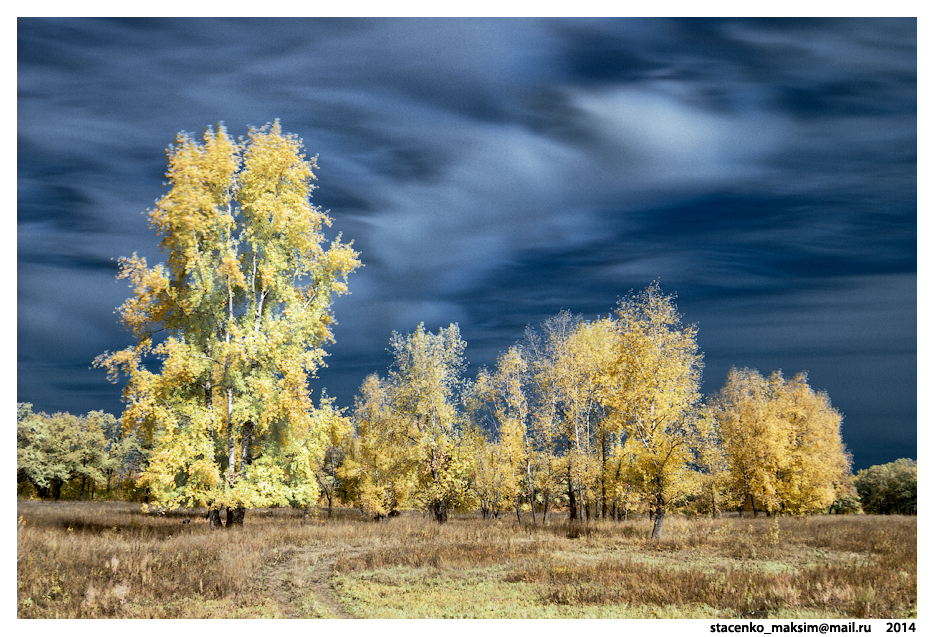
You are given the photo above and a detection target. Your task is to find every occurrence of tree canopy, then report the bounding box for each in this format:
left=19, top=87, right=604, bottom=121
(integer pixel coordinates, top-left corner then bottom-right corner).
left=854, top=458, right=916, bottom=514
left=705, top=367, right=853, bottom=515
left=17, top=404, right=139, bottom=500
left=345, top=324, right=474, bottom=522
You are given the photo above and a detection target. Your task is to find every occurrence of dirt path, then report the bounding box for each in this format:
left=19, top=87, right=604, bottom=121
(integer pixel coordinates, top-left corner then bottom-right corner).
left=255, top=545, right=365, bottom=618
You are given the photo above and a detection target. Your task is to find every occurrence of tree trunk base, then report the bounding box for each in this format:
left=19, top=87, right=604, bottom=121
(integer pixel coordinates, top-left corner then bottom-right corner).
left=227, top=506, right=246, bottom=526
left=209, top=508, right=223, bottom=529
left=651, top=510, right=664, bottom=539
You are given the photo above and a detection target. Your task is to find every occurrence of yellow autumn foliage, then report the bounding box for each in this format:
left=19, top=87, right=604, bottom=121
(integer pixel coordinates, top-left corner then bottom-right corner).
left=706, top=367, right=852, bottom=515
left=95, top=121, right=360, bottom=521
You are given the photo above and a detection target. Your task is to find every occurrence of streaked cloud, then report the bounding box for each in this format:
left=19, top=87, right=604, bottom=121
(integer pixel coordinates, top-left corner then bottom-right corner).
left=17, top=17, right=916, bottom=469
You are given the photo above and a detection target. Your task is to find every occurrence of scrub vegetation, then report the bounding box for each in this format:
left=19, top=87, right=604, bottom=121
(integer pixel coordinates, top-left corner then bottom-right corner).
left=16, top=500, right=915, bottom=619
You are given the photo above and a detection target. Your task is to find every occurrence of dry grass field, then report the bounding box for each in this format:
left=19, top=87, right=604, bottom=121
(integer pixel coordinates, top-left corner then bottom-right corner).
left=16, top=499, right=916, bottom=619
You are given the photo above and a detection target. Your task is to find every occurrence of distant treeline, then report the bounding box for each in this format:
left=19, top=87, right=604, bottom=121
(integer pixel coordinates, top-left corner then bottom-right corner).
left=17, top=308, right=916, bottom=522
left=15, top=401, right=916, bottom=518
left=318, top=291, right=911, bottom=531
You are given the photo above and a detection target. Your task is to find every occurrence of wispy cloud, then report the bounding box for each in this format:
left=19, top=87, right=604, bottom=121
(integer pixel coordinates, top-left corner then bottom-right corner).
left=18, top=17, right=916, bottom=469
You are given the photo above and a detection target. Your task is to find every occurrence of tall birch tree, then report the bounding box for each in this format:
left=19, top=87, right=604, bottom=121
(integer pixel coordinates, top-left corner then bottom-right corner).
left=704, top=367, right=785, bottom=515
left=771, top=370, right=852, bottom=514
left=523, top=311, right=581, bottom=524
left=385, top=323, right=473, bottom=522
left=95, top=121, right=360, bottom=526
left=559, top=318, right=617, bottom=520
left=470, top=346, right=535, bottom=523
left=344, top=373, right=417, bottom=518
left=601, top=282, right=704, bottom=539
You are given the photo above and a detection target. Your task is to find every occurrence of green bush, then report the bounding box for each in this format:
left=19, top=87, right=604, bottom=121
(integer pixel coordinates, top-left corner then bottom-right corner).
left=828, top=494, right=862, bottom=514
left=854, top=459, right=916, bottom=514
left=17, top=403, right=145, bottom=501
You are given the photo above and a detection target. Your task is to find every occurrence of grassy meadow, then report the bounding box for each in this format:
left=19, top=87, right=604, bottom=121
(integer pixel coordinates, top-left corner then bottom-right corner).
left=16, top=499, right=916, bottom=619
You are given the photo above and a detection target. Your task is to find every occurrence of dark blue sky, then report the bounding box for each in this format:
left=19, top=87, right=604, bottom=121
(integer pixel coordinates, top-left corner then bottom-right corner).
left=17, top=18, right=916, bottom=470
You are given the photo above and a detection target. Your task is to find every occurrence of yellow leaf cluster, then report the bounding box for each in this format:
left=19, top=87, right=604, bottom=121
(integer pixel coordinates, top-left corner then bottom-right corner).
left=706, top=367, right=852, bottom=515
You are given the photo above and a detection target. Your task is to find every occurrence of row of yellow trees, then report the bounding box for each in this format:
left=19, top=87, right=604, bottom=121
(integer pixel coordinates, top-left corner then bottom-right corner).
left=334, top=283, right=853, bottom=538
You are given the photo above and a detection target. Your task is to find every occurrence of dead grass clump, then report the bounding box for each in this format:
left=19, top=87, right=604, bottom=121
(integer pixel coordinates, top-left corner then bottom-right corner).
left=529, top=560, right=708, bottom=608
left=549, top=518, right=646, bottom=541
left=18, top=521, right=254, bottom=617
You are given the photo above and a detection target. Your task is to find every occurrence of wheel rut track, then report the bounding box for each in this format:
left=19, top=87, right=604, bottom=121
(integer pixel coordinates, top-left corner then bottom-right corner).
left=256, top=545, right=366, bottom=618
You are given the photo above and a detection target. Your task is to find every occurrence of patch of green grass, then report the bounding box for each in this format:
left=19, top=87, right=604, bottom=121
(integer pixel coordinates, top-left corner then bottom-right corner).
left=292, top=592, right=332, bottom=618
left=334, top=566, right=704, bottom=618
left=333, top=564, right=757, bottom=618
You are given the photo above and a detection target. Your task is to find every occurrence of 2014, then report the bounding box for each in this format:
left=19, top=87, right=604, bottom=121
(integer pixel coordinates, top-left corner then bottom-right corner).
left=886, top=622, right=915, bottom=633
